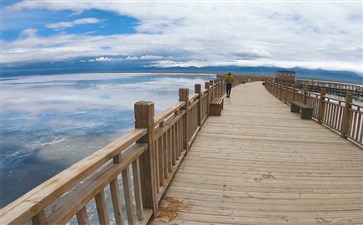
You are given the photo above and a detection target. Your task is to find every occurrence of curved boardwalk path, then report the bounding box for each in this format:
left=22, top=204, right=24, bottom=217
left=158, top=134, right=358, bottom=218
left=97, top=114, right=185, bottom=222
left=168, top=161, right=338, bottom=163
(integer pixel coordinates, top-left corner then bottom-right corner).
left=150, top=82, right=363, bottom=225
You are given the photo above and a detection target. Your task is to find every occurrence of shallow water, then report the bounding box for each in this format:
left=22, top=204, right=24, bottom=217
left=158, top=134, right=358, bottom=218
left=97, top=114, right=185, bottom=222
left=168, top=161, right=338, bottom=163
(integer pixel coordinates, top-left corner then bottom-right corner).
left=0, top=72, right=215, bottom=207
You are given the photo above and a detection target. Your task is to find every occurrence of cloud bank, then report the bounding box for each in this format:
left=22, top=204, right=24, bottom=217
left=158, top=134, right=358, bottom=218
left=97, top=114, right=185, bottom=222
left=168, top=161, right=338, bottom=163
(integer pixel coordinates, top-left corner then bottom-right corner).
left=2, top=1, right=363, bottom=74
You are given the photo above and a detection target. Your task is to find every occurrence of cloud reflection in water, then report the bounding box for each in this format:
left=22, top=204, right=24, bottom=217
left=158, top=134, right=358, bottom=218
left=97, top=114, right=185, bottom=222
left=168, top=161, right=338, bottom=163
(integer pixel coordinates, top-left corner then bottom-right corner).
left=0, top=72, right=215, bottom=207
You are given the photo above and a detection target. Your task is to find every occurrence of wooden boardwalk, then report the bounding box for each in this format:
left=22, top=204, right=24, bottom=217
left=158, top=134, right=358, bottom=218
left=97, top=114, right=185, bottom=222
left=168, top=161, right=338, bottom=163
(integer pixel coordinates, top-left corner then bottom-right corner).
left=150, top=82, right=363, bottom=225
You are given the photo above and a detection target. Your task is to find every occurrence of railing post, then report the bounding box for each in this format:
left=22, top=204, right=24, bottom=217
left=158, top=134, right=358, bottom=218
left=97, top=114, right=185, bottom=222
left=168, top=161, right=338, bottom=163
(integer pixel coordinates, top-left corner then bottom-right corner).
left=292, top=85, right=296, bottom=102
left=341, top=93, right=353, bottom=138
left=303, top=86, right=308, bottom=104
left=282, top=84, right=285, bottom=102
left=272, top=82, right=275, bottom=96
left=222, top=78, right=225, bottom=95
left=278, top=84, right=281, bottom=99
left=223, top=79, right=226, bottom=95
left=205, top=82, right=210, bottom=115
left=210, top=80, right=214, bottom=99
left=134, top=101, right=157, bottom=216
left=318, top=89, right=326, bottom=124
left=219, top=79, right=222, bottom=96
left=219, top=79, right=223, bottom=96
left=284, top=84, right=288, bottom=103
left=214, top=79, right=219, bottom=97
left=195, top=84, right=202, bottom=126
left=179, top=88, right=190, bottom=153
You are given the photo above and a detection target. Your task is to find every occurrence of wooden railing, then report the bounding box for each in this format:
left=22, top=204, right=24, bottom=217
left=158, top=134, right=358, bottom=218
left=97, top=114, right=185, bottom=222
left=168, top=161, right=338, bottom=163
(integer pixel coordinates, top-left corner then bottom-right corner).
left=295, top=79, right=363, bottom=100
left=0, top=79, right=226, bottom=225
left=265, top=81, right=363, bottom=147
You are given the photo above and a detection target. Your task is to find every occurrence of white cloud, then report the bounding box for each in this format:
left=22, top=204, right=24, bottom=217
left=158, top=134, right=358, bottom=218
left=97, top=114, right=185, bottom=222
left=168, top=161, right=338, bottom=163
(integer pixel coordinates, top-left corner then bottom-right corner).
left=89, top=56, right=115, bottom=62
left=46, top=18, right=101, bottom=30
left=139, top=55, right=164, bottom=60
left=124, top=56, right=139, bottom=60
left=250, top=49, right=272, bottom=58
left=2, top=1, right=363, bottom=74
left=19, top=28, right=37, bottom=38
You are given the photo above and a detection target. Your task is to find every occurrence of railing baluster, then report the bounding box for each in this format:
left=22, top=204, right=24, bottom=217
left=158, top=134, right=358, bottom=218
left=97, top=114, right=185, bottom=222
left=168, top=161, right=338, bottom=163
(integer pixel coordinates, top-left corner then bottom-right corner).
left=354, top=111, right=359, bottom=140
left=167, top=129, right=172, bottom=171
left=175, top=123, right=179, bottom=158
left=355, top=111, right=361, bottom=141
left=132, top=159, right=144, bottom=221
left=352, top=112, right=357, bottom=141
left=171, top=125, right=176, bottom=166
left=31, top=210, right=47, bottom=225
left=328, top=101, right=333, bottom=126
left=351, top=111, right=357, bottom=139
left=158, top=137, right=164, bottom=187
left=333, top=104, right=337, bottom=129
left=76, top=207, right=90, bottom=225
left=337, top=107, right=342, bottom=131
left=359, top=110, right=363, bottom=143
left=176, top=120, right=181, bottom=157
left=325, top=102, right=330, bottom=126
left=95, top=189, right=110, bottom=225
left=180, top=119, right=183, bottom=153
left=106, top=131, right=122, bottom=225
left=162, top=134, right=168, bottom=177
left=109, top=178, right=124, bottom=225
left=330, top=102, right=335, bottom=127
left=122, top=168, right=135, bottom=225
left=154, top=140, right=160, bottom=194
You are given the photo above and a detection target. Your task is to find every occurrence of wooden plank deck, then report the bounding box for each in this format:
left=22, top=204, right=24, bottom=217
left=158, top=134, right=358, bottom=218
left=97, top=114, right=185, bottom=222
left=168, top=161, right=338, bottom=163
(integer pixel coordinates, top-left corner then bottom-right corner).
left=150, top=81, right=363, bottom=225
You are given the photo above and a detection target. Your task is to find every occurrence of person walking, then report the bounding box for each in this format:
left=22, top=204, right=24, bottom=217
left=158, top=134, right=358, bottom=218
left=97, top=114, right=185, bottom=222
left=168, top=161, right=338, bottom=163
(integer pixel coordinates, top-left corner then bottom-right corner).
left=225, top=72, right=233, bottom=98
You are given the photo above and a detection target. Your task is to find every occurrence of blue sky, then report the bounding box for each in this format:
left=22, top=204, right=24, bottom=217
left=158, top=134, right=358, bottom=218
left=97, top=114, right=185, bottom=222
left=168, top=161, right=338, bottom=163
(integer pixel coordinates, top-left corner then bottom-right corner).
left=1, top=0, right=362, bottom=74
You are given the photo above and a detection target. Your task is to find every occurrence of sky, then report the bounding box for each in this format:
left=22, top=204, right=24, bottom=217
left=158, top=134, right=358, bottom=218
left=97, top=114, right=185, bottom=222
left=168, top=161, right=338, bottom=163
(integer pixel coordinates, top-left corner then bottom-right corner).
left=1, top=0, right=363, bottom=74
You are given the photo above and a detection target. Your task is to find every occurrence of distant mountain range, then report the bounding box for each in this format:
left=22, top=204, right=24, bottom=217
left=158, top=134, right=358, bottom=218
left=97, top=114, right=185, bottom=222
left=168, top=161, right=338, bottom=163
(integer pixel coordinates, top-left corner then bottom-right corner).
left=2, top=59, right=362, bottom=84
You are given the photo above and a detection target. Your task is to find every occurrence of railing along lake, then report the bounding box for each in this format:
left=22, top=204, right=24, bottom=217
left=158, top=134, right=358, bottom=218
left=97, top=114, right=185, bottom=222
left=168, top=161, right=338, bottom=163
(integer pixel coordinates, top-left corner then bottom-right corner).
left=295, top=79, right=363, bottom=99
left=265, top=80, right=363, bottom=147
left=2, top=77, right=362, bottom=225
left=0, top=79, right=226, bottom=225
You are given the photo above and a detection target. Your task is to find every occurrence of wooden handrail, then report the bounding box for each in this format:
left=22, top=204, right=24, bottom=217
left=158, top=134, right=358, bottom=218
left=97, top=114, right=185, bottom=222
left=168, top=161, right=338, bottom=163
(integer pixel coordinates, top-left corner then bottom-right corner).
left=0, top=128, right=147, bottom=225
left=154, top=102, right=185, bottom=126
left=201, top=89, right=209, bottom=95
left=154, top=110, right=185, bottom=140
left=47, top=144, right=148, bottom=224
left=189, top=93, right=199, bottom=102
